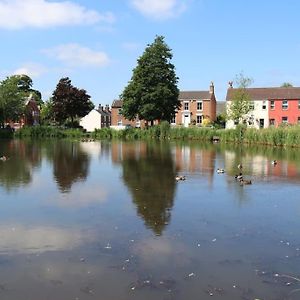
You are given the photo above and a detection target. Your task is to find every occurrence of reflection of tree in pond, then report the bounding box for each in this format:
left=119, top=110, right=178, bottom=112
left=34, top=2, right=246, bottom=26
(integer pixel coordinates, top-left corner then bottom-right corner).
left=0, top=140, right=41, bottom=190
left=122, top=143, right=176, bottom=235
left=51, top=142, right=90, bottom=193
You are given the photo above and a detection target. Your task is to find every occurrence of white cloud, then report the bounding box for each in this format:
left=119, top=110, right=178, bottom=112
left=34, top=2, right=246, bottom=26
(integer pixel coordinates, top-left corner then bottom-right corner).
left=13, top=62, right=47, bottom=78
left=0, top=0, right=115, bottom=29
left=0, top=224, right=90, bottom=254
left=130, top=0, right=187, bottom=20
left=43, top=43, right=110, bottom=68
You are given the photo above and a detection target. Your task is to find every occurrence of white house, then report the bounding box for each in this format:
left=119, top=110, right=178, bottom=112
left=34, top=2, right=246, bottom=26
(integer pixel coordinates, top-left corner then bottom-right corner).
left=226, top=86, right=269, bottom=129
left=80, top=105, right=111, bottom=132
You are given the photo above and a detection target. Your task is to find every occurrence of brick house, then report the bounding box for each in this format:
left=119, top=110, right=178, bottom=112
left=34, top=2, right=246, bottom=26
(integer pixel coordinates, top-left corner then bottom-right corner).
left=111, top=99, right=145, bottom=128
left=174, top=82, right=217, bottom=127
left=226, top=86, right=300, bottom=129
left=110, top=82, right=217, bottom=128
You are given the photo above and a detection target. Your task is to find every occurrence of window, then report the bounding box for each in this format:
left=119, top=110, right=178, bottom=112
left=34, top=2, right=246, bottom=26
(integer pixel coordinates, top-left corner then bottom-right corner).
left=282, top=100, right=288, bottom=110
left=136, top=120, right=141, bottom=127
left=170, top=116, right=176, bottom=124
left=298, top=117, right=300, bottom=124
left=184, top=102, right=189, bottom=110
left=270, top=100, right=275, bottom=110
left=249, top=101, right=254, bottom=110
left=262, top=101, right=267, bottom=110
left=269, top=119, right=275, bottom=126
left=118, top=108, right=122, bottom=115
left=196, top=115, right=203, bottom=124
left=298, top=101, right=300, bottom=110
left=282, top=116, right=288, bottom=124
left=117, top=120, right=122, bottom=126
left=197, top=101, right=203, bottom=111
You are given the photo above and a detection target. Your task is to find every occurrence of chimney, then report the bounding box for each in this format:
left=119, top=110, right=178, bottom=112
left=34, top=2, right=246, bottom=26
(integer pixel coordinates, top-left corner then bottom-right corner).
left=228, top=81, right=233, bottom=88
left=98, top=104, right=104, bottom=111
left=209, top=81, right=214, bottom=94
left=105, top=104, right=110, bottom=112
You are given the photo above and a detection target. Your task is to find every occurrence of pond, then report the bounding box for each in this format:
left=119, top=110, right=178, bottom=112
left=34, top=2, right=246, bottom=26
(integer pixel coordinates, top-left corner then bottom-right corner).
left=0, top=139, right=300, bottom=300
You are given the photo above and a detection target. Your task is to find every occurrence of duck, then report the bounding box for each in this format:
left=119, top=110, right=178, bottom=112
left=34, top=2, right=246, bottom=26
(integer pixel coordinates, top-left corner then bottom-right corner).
left=0, top=156, right=7, bottom=161
left=234, top=173, right=243, bottom=180
left=239, top=179, right=252, bottom=185
left=216, top=168, right=225, bottom=174
left=271, top=160, right=277, bottom=165
left=237, top=164, right=243, bottom=170
left=175, top=175, right=186, bottom=181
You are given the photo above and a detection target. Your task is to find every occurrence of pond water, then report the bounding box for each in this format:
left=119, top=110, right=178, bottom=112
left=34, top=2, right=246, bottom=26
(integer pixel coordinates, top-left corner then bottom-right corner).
left=0, top=139, right=300, bottom=300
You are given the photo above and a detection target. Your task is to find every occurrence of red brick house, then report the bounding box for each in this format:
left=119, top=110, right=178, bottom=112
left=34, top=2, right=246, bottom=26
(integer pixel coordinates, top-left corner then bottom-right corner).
left=174, top=82, right=216, bottom=127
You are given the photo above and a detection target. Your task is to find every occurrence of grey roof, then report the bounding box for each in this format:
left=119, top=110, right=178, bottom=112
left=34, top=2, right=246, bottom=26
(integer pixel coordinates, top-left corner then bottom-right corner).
left=112, top=99, right=123, bottom=107
left=179, top=91, right=211, bottom=100
left=226, top=87, right=300, bottom=101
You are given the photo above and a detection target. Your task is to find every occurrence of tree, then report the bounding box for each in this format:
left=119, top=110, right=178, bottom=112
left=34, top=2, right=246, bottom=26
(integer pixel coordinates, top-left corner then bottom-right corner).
left=121, top=36, right=180, bottom=124
left=52, top=77, right=94, bottom=125
left=281, top=82, right=293, bottom=87
left=0, top=74, right=42, bottom=127
left=227, top=72, right=253, bottom=125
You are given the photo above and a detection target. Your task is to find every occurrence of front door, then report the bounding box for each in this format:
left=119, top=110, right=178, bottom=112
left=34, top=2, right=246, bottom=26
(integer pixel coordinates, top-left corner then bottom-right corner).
left=259, top=119, right=264, bottom=128
left=183, top=114, right=190, bottom=127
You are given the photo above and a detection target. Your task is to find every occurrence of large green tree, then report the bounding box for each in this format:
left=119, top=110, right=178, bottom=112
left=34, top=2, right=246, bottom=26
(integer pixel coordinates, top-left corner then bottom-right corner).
left=227, top=72, right=253, bottom=125
left=0, top=74, right=41, bottom=127
left=52, top=77, right=94, bottom=125
left=121, top=35, right=180, bottom=124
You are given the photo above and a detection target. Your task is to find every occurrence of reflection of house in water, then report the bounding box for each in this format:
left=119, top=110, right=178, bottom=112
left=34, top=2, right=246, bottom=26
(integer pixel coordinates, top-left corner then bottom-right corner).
left=224, top=149, right=300, bottom=181
left=172, top=145, right=215, bottom=184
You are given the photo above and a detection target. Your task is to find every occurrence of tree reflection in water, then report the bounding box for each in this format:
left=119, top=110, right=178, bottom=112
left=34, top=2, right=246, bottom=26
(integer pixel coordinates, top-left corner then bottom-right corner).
left=121, top=142, right=177, bottom=235
left=0, top=140, right=41, bottom=190
left=50, top=141, right=90, bottom=193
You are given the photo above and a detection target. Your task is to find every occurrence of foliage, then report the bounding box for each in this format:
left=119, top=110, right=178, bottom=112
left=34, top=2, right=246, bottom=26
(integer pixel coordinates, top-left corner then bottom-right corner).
left=52, top=77, right=94, bottom=125
left=0, top=74, right=42, bottom=128
left=227, top=72, right=253, bottom=125
left=40, top=98, right=54, bottom=125
left=121, top=36, right=180, bottom=123
left=214, top=113, right=226, bottom=129
left=281, top=82, right=293, bottom=87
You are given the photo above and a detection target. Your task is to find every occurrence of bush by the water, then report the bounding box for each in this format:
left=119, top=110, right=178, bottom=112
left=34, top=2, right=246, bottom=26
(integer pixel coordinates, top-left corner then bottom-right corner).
left=9, top=124, right=300, bottom=147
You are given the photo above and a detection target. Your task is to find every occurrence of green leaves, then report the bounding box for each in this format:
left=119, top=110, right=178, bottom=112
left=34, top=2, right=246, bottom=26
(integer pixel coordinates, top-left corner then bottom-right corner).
left=121, top=35, right=180, bottom=123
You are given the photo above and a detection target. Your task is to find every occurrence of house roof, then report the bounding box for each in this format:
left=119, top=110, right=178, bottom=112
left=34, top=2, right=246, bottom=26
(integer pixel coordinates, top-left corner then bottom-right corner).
left=179, top=91, right=211, bottom=100
left=226, top=87, right=300, bottom=101
left=112, top=99, right=123, bottom=108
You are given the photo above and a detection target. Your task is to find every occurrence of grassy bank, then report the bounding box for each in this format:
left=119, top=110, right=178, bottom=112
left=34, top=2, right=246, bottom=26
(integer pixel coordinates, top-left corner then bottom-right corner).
left=11, top=124, right=300, bottom=147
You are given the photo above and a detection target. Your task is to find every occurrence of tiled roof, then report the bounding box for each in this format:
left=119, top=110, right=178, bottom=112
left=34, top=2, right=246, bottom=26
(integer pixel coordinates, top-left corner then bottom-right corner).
left=179, top=91, right=211, bottom=100
left=226, top=87, right=300, bottom=101
left=112, top=99, right=123, bottom=107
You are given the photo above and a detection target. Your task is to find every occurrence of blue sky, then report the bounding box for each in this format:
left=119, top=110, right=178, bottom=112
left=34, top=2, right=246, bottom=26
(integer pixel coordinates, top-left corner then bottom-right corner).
left=1, top=0, right=300, bottom=106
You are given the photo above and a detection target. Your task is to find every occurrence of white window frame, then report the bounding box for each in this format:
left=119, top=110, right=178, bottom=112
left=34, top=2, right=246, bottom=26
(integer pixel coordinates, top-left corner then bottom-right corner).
left=282, top=100, right=288, bottom=110
left=197, top=101, right=203, bottom=111
left=282, top=116, right=288, bottom=124
left=184, top=101, right=189, bottom=111
left=196, top=114, right=203, bottom=125
left=270, top=100, right=275, bottom=110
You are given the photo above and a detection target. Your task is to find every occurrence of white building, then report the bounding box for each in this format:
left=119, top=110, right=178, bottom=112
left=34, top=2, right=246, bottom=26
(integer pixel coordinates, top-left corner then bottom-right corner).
left=80, top=105, right=111, bottom=132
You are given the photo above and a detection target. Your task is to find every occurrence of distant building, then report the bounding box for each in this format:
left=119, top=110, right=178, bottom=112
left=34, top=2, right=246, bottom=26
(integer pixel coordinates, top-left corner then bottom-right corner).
left=226, top=86, right=300, bottom=129
left=110, top=82, right=217, bottom=128
left=80, top=104, right=111, bottom=132
left=173, top=82, right=217, bottom=127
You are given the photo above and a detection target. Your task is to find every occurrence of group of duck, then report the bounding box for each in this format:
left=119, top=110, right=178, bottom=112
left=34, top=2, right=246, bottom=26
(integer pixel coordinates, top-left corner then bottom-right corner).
left=217, top=160, right=278, bottom=186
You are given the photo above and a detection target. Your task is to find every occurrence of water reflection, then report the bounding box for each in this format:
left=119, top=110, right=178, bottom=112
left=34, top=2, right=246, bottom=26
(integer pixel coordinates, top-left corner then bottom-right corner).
left=0, top=140, right=41, bottom=190
left=46, top=141, right=91, bottom=193
left=116, top=142, right=176, bottom=235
